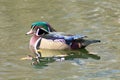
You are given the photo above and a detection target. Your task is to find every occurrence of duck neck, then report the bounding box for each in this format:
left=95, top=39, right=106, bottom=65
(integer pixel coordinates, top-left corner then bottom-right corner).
left=30, top=35, right=40, bottom=46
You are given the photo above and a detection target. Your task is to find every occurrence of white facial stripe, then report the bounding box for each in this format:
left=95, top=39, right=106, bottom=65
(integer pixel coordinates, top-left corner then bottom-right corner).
left=41, top=28, right=48, bottom=33
left=36, top=28, right=40, bottom=36
left=31, top=25, right=35, bottom=29
left=48, top=27, right=50, bottom=32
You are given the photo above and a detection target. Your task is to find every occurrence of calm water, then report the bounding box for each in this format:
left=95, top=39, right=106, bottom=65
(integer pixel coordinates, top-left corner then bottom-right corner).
left=0, top=0, right=120, bottom=80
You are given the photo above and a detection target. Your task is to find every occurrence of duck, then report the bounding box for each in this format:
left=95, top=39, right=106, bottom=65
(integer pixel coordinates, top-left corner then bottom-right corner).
left=26, top=21, right=100, bottom=58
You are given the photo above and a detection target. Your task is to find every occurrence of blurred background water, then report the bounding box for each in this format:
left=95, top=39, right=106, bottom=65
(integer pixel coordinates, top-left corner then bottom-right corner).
left=0, top=0, right=120, bottom=80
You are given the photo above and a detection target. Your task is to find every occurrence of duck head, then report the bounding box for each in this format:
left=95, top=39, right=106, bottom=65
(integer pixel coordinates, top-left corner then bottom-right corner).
left=26, top=21, right=56, bottom=54
left=26, top=21, right=56, bottom=36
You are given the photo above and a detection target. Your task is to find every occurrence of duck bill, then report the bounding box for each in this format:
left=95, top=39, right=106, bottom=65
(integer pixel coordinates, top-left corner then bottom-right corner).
left=26, top=29, right=34, bottom=35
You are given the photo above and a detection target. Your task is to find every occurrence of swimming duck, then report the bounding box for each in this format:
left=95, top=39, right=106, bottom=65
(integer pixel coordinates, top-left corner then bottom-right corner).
left=26, top=21, right=100, bottom=57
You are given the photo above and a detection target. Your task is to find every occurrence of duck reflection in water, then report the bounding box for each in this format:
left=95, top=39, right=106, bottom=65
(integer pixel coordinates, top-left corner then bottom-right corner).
left=21, top=49, right=100, bottom=68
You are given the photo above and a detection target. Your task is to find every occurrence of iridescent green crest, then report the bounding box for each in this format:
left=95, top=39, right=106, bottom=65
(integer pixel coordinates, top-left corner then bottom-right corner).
left=31, top=21, right=49, bottom=32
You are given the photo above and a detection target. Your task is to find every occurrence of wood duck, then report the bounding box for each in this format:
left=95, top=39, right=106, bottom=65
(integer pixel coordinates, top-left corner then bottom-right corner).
left=26, top=21, right=100, bottom=58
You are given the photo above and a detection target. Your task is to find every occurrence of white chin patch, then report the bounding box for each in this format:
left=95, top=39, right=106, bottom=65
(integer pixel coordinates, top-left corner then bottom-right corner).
left=36, top=28, right=40, bottom=36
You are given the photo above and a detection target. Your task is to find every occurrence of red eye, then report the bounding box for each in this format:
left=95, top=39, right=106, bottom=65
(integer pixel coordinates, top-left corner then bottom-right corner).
left=34, top=26, right=43, bottom=30
left=33, top=26, right=40, bottom=31
left=34, top=26, right=38, bottom=29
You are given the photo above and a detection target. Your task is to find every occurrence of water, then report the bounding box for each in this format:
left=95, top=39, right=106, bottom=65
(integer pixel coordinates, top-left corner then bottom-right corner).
left=0, top=0, right=120, bottom=80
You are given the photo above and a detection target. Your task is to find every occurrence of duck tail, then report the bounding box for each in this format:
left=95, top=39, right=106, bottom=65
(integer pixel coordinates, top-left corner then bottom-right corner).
left=81, top=39, right=101, bottom=48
